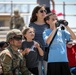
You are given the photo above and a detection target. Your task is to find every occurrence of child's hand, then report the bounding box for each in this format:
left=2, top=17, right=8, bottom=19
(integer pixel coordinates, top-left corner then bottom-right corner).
left=21, top=48, right=30, bottom=55
left=24, top=48, right=30, bottom=54
left=34, top=42, right=40, bottom=49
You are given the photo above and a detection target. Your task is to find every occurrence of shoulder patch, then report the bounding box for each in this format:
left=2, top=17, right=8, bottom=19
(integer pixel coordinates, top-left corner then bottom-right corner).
left=0, top=50, right=12, bottom=58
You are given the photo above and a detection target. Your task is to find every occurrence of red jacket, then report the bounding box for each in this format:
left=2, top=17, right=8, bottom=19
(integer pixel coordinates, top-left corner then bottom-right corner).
left=67, top=44, right=76, bottom=67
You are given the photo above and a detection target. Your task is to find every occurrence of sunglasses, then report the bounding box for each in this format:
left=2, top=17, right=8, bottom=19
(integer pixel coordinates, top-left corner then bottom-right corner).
left=13, top=35, right=22, bottom=41
left=40, top=10, right=47, bottom=13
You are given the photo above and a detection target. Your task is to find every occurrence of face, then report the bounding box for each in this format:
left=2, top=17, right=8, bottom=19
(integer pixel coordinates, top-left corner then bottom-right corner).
left=24, top=28, right=35, bottom=41
left=14, top=12, right=19, bottom=17
left=36, top=7, right=47, bottom=19
left=46, top=14, right=58, bottom=28
left=11, top=35, right=22, bottom=48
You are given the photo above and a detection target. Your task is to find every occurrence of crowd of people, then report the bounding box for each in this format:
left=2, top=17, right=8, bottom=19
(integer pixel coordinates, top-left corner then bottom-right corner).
left=0, top=0, right=76, bottom=75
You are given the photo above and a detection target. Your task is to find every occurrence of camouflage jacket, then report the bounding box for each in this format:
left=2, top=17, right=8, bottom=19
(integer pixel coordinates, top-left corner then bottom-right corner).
left=0, top=46, right=30, bottom=75
left=10, top=16, right=25, bottom=31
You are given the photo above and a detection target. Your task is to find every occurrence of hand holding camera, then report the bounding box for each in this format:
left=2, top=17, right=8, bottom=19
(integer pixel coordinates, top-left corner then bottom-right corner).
left=55, top=20, right=68, bottom=27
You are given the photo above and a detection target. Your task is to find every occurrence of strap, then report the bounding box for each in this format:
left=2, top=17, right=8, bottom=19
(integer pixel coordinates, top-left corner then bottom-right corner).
left=48, top=29, right=58, bottom=48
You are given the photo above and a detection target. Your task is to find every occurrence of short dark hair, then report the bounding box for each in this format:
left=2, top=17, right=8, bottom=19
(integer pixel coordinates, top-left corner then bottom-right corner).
left=44, top=13, right=55, bottom=22
left=44, top=13, right=56, bottom=28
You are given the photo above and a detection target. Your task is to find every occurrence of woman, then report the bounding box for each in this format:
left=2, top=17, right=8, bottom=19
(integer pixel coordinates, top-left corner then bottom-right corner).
left=29, top=5, right=48, bottom=75
left=43, top=13, right=76, bottom=75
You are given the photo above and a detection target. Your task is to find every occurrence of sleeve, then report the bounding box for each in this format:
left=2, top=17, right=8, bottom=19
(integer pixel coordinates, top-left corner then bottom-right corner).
left=20, top=58, right=31, bottom=75
left=63, top=30, right=71, bottom=41
left=10, top=16, right=13, bottom=29
left=21, top=17, right=25, bottom=26
left=19, top=17, right=25, bottom=31
left=43, top=30, right=49, bottom=44
left=1, top=53, right=13, bottom=75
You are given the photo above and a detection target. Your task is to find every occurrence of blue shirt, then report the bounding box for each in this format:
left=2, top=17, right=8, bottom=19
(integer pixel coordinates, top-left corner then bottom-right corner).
left=43, top=29, right=70, bottom=62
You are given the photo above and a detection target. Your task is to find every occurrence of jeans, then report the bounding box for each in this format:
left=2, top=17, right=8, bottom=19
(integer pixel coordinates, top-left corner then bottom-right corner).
left=70, top=67, right=76, bottom=75
left=38, top=60, right=47, bottom=75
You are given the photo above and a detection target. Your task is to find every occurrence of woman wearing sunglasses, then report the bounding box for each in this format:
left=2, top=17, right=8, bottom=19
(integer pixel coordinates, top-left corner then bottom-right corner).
left=29, top=5, right=48, bottom=75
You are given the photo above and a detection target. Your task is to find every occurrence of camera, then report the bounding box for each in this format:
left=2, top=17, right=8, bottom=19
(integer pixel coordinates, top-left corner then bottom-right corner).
left=55, top=20, right=68, bottom=27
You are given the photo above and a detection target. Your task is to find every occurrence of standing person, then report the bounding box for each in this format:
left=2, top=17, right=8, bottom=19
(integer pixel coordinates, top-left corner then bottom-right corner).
left=43, top=13, right=76, bottom=75
left=29, top=5, right=48, bottom=75
left=37, top=0, right=55, bottom=14
left=67, top=41, right=76, bottom=75
left=10, top=9, right=25, bottom=31
left=21, top=27, right=44, bottom=75
left=0, top=29, right=30, bottom=75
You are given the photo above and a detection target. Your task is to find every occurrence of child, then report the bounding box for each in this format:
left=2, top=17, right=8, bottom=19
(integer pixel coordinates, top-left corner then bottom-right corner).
left=21, top=27, right=44, bottom=75
left=43, top=13, right=76, bottom=75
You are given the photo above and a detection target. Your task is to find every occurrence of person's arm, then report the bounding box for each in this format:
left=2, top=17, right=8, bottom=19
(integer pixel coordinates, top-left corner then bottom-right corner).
left=34, top=42, right=44, bottom=56
left=37, top=0, right=39, bottom=4
left=65, top=25, right=76, bottom=40
left=46, top=28, right=57, bottom=44
left=51, top=0, right=55, bottom=10
left=19, top=17, right=25, bottom=31
left=1, top=54, right=13, bottom=75
left=10, top=17, right=13, bottom=29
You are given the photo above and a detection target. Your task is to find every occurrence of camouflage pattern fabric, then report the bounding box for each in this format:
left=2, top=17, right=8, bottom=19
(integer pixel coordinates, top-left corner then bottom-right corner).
left=10, top=16, right=25, bottom=31
left=0, top=46, right=30, bottom=75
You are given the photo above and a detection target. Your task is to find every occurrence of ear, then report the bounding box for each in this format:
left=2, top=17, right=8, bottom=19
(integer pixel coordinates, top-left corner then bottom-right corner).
left=9, top=39, right=13, bottom=44
left=24, top=34, right=26, bottom=37
left=36, top=13, right=38, bottom=17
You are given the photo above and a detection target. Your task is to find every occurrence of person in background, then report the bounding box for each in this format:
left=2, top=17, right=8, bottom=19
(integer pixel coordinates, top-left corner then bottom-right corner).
left=0, top=41, right=8, bottom=75
left=29, top=5, right=48, bottom=75
left=43, top=13, right=76, bottom=75
left=10, top=9, right=25, bottom=31
left=21, top=27, right=44, bottom=75
left=0, top=41, right=8, bottom=52
left=37, top=0, right=55, bottom=14
left=0, top=29, right=30, bottom=75
left=67, top=41, right=76, bottom=75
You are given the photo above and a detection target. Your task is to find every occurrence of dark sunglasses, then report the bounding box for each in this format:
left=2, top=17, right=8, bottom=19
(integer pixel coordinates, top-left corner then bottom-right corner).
left=40, top=10, right=47, bottom=13
left=13, top=35, right=22, bottom=41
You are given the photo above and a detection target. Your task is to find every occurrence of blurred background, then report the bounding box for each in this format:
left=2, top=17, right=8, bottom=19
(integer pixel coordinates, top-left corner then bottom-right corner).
left=0, top=0, right=76, bottom=41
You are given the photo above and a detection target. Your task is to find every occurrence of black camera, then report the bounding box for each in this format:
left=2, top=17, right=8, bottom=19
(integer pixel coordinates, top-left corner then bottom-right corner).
left=55, top=20, right=68, bottom=27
